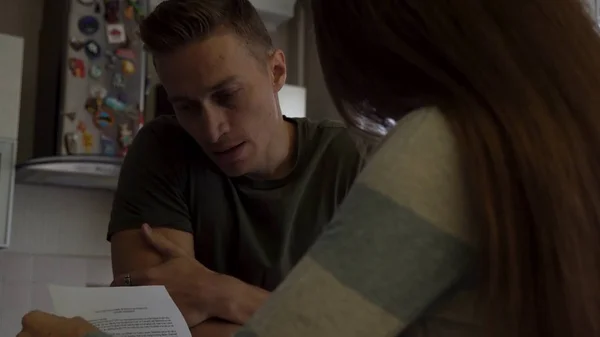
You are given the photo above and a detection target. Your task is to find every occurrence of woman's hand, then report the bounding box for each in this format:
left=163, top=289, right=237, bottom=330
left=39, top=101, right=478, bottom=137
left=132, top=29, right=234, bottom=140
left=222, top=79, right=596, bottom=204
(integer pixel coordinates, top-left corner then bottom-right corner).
left=18, top=311, right=100, bottom=337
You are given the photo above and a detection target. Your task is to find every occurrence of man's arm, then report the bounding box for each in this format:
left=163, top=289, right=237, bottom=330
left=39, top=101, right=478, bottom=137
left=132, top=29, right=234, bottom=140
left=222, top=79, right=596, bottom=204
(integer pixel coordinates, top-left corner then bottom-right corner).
left=107, top=119, right=267, bottom=334
left=190, top=320, right=241, bottom=337
left=111, top=227, right=194, bottom=277
left=112, top=224, right=269, bottom=337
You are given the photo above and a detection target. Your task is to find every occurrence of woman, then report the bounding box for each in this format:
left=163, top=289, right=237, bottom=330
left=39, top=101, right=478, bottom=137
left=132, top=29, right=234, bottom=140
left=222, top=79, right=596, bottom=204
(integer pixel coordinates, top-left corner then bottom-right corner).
left=19, top=0, right=600, bottom=336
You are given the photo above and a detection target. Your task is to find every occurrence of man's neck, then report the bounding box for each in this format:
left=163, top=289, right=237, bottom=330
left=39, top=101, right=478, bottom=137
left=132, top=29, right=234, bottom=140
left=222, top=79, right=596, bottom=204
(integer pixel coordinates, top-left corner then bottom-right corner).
left=247, top=119, right=296, bottom=181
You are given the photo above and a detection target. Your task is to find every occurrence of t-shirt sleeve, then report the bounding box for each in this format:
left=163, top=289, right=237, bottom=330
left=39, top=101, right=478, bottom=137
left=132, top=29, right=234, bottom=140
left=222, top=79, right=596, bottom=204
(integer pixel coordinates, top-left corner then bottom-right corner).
left=234, top=108, right=475, bottom=337
left=107, top=118, right=193, bottom=241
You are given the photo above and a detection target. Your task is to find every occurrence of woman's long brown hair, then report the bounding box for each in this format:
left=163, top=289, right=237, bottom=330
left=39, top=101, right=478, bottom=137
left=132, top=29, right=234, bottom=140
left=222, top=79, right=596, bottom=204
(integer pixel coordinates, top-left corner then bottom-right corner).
left=312, top=0, right=600, bottom=336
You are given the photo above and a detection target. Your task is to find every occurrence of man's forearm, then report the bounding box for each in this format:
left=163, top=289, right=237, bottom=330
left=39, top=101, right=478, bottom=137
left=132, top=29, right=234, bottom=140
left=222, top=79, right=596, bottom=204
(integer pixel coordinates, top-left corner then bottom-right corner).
left=191, top=319, right=241, bottom=337
left=209, top=273, right=270, bottom=324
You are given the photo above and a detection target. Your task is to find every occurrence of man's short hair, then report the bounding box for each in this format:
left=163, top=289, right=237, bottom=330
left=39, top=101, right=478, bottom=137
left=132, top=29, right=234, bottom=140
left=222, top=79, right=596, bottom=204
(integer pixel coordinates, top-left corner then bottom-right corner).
left=140, top=0, right=273, bottom=56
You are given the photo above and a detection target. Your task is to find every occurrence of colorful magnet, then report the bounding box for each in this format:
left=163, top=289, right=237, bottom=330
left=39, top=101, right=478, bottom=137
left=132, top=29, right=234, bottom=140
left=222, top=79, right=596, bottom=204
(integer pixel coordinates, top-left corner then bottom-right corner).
left=64, top=132, right=79, bottom=155
left=104, top=0, right=120, bottom=23
left=117, top=92, right=128, bottom=103
left=100, top=135, right=117, bottom=156
left=104, top=96, right=126, bottom=111
left=93, top=109, right=115, bottom=129
left=124, top=6, right=134, bottom=20
left=77, top=121, right=87, bottom=133
left=122, top=59, right=135, bottom=75
left=78, top=0, right=95, bottom=5
left=69, top=38, right=85, bottom=51
left=68, top=58, right=85, bottom=78
left=77, top=121, right=94, bottom=153
left=85, top=97, right=101, bottom=114
left=112, top=72, right=125, bottom=88
left=118, top=123, right=133, bottom=148
left=104, top=51, right=118, bottom=70
left=64, top=112, right=77, bottom=122
left=78, top=16, right=99, bottom=35
left=89, top=85, right=107, bottom=99
left=82, top=131, right=93, bottom=153
left=126, top=0, right=144, bottom=21
left=106, top=23, right=126, bottom=44
left=89, top=64, right=103, bottom=79
left=84, top=40, right=101, bottom=59
left=115, top=48, right=135, bottom=60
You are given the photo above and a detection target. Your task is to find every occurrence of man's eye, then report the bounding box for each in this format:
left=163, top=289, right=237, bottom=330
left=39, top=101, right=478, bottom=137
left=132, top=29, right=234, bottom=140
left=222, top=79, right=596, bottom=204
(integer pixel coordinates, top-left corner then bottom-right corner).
left=174, top=104, right=193, bottom=111
left=214, top=90, right=238, bottom=107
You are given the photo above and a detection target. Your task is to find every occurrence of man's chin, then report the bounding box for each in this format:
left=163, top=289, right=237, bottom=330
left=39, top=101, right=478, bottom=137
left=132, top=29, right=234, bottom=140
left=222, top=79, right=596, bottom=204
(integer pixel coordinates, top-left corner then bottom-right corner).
left=217, top=163, right=250, bottom=177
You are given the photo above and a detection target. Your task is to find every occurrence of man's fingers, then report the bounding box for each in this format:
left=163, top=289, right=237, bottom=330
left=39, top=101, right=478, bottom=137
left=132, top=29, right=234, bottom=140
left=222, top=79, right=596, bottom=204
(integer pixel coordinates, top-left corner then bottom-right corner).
left=141, top=223, right=187, bottom=258
left=21, top=310, right=60, bottom=332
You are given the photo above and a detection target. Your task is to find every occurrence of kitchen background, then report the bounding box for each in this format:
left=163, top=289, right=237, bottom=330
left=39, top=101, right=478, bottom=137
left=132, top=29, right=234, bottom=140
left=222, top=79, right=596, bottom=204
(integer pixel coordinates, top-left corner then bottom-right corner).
left=0, top=0, right=338, bottom=335
left=2, top=0, right=599, bottom=336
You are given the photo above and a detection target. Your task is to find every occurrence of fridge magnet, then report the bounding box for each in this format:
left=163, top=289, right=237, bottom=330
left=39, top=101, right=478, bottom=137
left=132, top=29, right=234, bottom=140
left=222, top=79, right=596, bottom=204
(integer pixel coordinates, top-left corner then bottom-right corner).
left=84, top=40, right=102, bottom=59
left=104, top=96, right=126, bottom=111
left=82, top=131, right=94, bottom=153
left=93, top=108, right=115, bottom=129
left=89, top=64, right=103, bottom=79
left=104, top=0, right=120, bottom=23
left=85, top=96, right=103, bottom=114
left=100, top=135, right=117, bottom=156
left=118, top=123, right=133, bottom=148
left=117, top=92, right=128, bottom=103
left=126, top=0, right=144, bottom=22
left=94, top=1, right=101, bottom=14
left=105, top=51, right=118, bottom=69
left=77, top=122, right=95, bottom=153
left=69, top=38, right=85, bottom=51
left=64, top=133, right=79, bottom=155
left=115, top=48, right=135, bottom=60
left=78, top=0, right=95, bottom=6
left=106, top=23, right=126, bottom=44
left=77, top=121, right=87, bottom=133
left=63, top=112, right=77, bottom=122
left=68, top=58, right=85, bottom=78
left=124, top=5, right=134, bottom=20
left=112, top=72, right=125, bottom=89
left=89, top=85, right=107, bottom=99
left=122, top=59, right=135, bottom=75
left=78, top=16, right=99, bottom=35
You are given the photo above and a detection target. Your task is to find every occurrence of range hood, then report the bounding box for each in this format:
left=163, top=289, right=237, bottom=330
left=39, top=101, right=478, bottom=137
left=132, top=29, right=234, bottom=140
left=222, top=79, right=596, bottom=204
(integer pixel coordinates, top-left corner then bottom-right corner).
left=16, top=156, right=122, bottom=191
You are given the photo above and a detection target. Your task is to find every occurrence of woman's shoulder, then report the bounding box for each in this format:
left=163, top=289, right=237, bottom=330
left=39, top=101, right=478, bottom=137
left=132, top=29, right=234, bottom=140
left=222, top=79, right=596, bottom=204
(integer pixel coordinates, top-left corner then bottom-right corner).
left=357, top=106, right=474, bottom=243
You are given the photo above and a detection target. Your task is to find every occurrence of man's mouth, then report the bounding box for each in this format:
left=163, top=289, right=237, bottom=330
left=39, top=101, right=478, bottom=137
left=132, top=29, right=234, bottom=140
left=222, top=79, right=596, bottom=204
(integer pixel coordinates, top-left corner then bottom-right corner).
left=213, top=142, right=245, bottom=156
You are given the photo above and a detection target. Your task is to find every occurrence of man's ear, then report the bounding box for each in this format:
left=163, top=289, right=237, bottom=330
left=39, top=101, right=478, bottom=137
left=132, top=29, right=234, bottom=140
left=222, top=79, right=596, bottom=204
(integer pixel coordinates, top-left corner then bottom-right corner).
left=268, top=49, right=287, bottom=92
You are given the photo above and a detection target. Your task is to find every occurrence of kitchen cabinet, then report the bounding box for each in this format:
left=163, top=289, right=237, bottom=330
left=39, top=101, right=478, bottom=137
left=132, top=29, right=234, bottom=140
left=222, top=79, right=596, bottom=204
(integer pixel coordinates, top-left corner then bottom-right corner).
left=0, top=33, right=24, bottom=248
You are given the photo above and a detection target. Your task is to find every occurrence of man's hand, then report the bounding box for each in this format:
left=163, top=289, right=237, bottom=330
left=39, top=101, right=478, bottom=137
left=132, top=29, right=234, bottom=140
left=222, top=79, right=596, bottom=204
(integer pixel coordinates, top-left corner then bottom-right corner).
left=112, top=224, right=228, bottom=327
left=18, top=311, right=99, bottom=337
left=112, top=224, right=269, bottom=328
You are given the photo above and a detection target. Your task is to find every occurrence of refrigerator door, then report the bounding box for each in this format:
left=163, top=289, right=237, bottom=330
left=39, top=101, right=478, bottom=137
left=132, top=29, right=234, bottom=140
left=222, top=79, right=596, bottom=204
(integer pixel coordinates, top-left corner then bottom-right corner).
left=60, top=0, right=148, bottom=157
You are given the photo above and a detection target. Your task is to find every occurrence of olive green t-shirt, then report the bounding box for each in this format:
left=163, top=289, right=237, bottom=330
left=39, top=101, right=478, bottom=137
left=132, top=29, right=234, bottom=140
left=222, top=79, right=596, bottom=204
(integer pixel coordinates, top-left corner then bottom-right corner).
left=107, top=116, right=364, bottom=290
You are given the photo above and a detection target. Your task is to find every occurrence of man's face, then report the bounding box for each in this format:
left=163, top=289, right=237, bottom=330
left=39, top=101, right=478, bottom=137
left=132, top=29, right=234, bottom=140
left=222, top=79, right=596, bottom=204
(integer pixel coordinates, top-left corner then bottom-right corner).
left=154, top=32, right=286, bottom=176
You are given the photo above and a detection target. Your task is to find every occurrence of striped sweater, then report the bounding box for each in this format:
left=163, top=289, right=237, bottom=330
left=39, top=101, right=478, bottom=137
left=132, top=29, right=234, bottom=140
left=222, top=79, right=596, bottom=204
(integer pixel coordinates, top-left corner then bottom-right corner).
left=234, top=107, right=479, bottom=337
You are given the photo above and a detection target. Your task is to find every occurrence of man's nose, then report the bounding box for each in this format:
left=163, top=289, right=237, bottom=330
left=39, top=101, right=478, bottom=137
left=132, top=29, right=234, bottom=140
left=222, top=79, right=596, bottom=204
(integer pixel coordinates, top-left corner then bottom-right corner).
left=202, top=107, right=230, bottom=143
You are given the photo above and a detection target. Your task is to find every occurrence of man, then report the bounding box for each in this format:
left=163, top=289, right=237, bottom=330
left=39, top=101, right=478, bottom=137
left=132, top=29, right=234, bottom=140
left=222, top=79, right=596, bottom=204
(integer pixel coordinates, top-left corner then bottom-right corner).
left=108, top=0, right=364, bottom=336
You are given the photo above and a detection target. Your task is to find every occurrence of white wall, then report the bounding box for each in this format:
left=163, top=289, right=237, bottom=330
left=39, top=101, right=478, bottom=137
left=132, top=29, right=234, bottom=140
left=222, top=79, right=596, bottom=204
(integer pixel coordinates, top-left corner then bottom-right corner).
left=0, top=184, right=114, bottom=336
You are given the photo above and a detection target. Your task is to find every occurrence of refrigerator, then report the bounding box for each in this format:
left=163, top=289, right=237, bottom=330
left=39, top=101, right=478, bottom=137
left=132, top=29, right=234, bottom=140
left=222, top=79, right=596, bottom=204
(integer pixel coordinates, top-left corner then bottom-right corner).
left=35, top=0, right=150, bottom=159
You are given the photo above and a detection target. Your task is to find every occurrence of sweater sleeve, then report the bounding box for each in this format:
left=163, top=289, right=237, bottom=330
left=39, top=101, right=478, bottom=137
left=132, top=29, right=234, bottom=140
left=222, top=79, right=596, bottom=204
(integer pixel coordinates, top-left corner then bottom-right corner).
left=234, top=107, right=475, bottom=337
